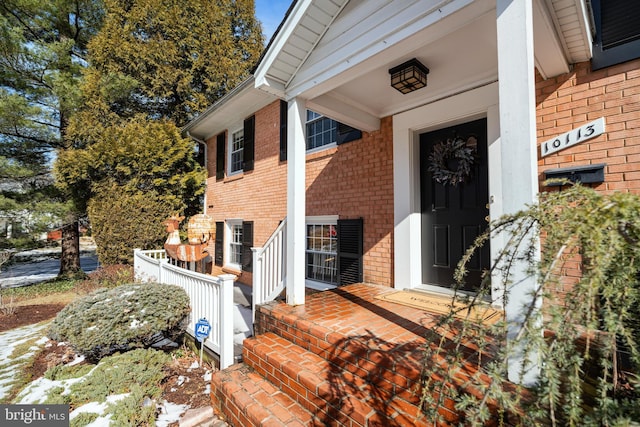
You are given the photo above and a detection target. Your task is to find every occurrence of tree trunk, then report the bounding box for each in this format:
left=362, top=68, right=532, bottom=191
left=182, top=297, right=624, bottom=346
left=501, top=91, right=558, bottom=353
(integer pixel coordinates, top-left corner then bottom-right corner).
left=59, top=220, right=82, bottom=277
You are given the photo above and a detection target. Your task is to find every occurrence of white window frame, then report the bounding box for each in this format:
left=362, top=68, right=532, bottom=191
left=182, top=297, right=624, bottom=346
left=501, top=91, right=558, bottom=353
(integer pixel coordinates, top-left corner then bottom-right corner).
left=225, top=219, right=243, bottom=270
left=306, top=110, right=337, bottom=154
left=228, top=127, right=244, bottom=175
left=305, top=215, right=339, bottom=289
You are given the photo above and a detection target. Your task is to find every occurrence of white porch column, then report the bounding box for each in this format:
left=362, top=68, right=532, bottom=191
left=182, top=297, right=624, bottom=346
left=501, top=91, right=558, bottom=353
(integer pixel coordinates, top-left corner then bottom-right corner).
left=496, top=0, right=541, bottom=385
left=286, top=97, right=306, bottom=305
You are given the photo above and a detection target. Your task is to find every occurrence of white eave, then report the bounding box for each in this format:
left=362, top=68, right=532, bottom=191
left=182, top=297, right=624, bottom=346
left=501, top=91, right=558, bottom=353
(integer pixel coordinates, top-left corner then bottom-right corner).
left=181, top=77, right=277, bottom=141
left=253, top=0, right=350, bottom=99
left=533, top=0, right=593, bottom=79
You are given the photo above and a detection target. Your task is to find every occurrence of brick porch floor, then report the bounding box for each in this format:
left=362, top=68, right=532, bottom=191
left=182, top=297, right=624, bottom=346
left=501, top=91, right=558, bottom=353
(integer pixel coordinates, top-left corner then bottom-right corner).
left=211, top=283, right=502, bottom=426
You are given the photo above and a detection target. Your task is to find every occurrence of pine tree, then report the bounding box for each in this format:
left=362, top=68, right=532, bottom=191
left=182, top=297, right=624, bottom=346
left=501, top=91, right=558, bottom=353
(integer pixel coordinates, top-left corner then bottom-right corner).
left=56, top=0, right=264, bottom=264
left=0, top=0, right=104, bottom=275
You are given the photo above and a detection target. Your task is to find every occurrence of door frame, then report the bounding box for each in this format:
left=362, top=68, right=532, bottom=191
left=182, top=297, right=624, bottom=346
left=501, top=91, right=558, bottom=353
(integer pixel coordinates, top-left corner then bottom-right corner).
left=392, top=82, right=506, bottom=302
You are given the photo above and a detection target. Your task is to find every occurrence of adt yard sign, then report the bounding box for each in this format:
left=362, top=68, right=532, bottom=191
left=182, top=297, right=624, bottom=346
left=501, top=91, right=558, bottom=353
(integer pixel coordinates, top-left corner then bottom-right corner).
left=195, top=318, right=211, bottom=343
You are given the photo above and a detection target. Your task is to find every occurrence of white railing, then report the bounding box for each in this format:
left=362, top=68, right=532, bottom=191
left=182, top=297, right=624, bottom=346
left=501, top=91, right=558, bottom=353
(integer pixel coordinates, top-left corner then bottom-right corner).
left=133, top=249, right=235, bottom=369
left=251, top=218, right=287, bottom=320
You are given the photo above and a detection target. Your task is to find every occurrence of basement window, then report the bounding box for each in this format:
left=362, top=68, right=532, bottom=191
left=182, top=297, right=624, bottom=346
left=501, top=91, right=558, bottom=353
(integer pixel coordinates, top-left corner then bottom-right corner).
left=306, top=216, right=338, bottom=286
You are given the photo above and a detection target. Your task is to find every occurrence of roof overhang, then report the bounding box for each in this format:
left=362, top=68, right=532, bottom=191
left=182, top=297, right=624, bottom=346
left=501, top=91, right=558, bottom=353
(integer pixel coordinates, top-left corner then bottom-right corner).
left=181, top=77, right=277, bottom=141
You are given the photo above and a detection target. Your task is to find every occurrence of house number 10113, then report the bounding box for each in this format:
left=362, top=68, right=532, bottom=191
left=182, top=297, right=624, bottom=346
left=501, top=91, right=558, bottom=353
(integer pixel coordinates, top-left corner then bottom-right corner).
left=541, top=117, right=605, bottom=157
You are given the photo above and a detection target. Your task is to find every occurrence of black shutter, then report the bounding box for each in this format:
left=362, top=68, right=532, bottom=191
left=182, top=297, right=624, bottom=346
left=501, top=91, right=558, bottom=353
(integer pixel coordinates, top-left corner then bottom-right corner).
left=216, top=133, right=225, bottom=180
left=242, top=221, right=253, bottom=272
left=214, top=221, right=224, bottom=266
left=592, top=0, right=640, bottom=69
left=337, top=122, right=362, bottom=145
left=243, top=115, right=255, bottom=171
left=279, top=100, right=288, bottom=161
left=337, top=218, right=363, bottom=286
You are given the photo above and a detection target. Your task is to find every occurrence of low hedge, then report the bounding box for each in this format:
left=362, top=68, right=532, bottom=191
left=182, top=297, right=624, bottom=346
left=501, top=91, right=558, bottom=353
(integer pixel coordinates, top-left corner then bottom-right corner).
left=49, top=283, right=190, bottom=362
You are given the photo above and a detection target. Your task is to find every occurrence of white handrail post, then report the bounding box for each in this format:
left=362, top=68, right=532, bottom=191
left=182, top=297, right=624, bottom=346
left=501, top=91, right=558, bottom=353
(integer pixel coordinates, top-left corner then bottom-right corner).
left=251, top=247, right=262, bottom=323
left=158, top=254, right=164, bottom=284
left=219, top=274, right=235, bottom=369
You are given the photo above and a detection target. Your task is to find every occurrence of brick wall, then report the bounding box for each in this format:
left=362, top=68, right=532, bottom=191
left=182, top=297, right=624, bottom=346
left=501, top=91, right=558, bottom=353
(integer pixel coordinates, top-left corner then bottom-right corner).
left=306, top=117, right=395, bottom=287
left=536, top=58, right=640, bottom=302
left=205, top=101, right=286, bottom=284
left=205, top=102, right=395, bottom=287
left=536, top=59, right=640, bottom=193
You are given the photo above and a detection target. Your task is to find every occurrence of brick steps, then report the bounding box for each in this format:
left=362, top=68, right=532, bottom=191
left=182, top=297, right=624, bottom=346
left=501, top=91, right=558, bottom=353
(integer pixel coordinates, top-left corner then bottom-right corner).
left=210, top=285, right=478, bottom=426
left=242, top=331, right=431, bottom=426
left=211, top=363, right=313, bottom=426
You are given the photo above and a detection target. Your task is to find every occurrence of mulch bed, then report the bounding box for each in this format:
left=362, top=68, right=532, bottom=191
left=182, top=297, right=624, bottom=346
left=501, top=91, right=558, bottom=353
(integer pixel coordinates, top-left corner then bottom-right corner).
left=0, top=304, right=65, bottom=332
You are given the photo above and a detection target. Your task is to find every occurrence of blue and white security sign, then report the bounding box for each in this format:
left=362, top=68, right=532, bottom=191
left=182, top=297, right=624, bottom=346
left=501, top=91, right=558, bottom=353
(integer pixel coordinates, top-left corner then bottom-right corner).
left=195, top=318, right=211, bottom=342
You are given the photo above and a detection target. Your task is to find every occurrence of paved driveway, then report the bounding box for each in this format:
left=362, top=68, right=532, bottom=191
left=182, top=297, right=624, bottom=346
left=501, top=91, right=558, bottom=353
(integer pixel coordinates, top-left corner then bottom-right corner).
left=0, top=252, right=99, bottom=288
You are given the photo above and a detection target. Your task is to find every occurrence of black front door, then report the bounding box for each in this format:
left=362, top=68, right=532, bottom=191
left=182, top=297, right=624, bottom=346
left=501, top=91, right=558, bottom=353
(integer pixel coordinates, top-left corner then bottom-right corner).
left=420, top=118, right=490, bottom=292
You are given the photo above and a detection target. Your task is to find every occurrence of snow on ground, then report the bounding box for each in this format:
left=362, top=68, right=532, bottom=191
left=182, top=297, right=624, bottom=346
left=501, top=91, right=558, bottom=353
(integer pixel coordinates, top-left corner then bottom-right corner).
left=0, top=323, right=49, bottom=401
left=1, top=323, right=211, bottom=426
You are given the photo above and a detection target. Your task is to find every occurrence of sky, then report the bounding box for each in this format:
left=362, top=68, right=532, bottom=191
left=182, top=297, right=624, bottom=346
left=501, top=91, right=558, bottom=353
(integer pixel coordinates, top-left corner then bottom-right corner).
left=255, top=0, right=292, bottom=42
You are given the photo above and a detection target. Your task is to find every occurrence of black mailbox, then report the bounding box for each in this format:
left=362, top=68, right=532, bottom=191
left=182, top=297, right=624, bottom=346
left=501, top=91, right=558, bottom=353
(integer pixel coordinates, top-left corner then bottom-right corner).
left=544, top=163, right=606, bottom=186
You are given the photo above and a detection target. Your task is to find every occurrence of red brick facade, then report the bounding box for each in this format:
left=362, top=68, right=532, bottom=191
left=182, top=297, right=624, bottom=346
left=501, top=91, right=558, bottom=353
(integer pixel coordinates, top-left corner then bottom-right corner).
left=536, top=59, right=640, bottom=193
left=535, top=58, right=640, bottom=300
left=205, top=59, right=638, bottom=290
left=205, top=102, right=394, bottom=287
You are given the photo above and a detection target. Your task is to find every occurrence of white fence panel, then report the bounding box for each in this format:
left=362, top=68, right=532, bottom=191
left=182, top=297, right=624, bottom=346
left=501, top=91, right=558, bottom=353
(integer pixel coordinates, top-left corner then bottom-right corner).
left=133, top=249, right=235, bottom=369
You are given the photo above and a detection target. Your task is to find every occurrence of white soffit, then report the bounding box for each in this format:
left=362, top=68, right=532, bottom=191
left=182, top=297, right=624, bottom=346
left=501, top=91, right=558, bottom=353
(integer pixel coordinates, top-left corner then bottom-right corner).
left=254, top=0, right=349, bottom=97
left=546, top=0, right=593, bottom=64
left=533, top=0, right=570, bottom=78
left=181, top=78, right=276, bottom=141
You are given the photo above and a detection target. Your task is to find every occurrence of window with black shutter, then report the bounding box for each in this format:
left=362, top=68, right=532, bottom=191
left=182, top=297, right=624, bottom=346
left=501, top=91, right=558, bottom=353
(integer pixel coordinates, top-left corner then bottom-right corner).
left=337, top=123, right=362, bottom=145
left=216, top=133, right=225, bottom=180
left=243, top=116, right=255, bottom=171
left=280, top=100, right=288, bottom=161
left=591, top=0, right=640, bottom=70
left=337, top=218, right=363, bottom=286
left=242, top=221, right=253, bottom=272
left=214, top=221, right=224, bottom=266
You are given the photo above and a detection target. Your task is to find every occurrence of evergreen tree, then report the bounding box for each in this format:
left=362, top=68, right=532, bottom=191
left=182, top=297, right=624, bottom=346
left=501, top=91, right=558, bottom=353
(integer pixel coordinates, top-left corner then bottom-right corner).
left=86, top=0, right=263, bottom=126
left=56, top=0, right=263, bottom=264
left=0, top=0, right=104, bottom=275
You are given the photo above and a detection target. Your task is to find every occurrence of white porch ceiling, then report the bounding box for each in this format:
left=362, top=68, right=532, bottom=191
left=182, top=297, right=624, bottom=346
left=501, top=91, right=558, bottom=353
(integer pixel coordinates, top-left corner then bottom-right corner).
left=254, top=0, right=594, bottom=133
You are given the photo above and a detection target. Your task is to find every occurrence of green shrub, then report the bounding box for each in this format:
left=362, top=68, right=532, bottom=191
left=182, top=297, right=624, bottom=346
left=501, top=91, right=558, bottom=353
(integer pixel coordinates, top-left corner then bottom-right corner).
left=421, top=184, right=640, bottom=426
left=87, top=183, right=180, bottom=265
left=46, top=349, right=171, bottom=426
left=48, top=283, right=190, bottom=362
left=74, top=264, right=134, bottom=294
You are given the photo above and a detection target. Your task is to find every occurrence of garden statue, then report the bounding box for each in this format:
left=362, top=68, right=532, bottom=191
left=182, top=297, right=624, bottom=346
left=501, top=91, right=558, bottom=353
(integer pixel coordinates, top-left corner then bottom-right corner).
left=163, top=214, right=213, bottom=271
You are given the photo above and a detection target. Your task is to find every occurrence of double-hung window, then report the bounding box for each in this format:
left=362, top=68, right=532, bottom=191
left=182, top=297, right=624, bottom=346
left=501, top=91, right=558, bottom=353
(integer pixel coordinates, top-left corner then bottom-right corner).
left=226, top=219, right=243, bottom=270
left=306, top=111, right=337, bottom=151
left=229, top=129, right=244, bottom=174
left=306, top=216, right=338, bottom=285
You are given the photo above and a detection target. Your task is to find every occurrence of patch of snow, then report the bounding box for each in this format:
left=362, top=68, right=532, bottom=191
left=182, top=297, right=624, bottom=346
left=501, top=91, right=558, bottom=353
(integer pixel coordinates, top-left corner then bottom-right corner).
left=155, top=400, right=188, bottom=427
left=69, top=393, right=129, bottom=426
left=0, top=323, right=49, bottom=401
left=129, top=318, right=148, bottom=329
left=16, top=367, right=95, bottom=404
left=67, top=354, right=85, bottom=367
left=119, top=290, right=136, bottom=298
left=189, top=361, right=199, bottom=370
left=176, top=376, right=186, bottom=387
left=1, top=273, right=57, bottom=288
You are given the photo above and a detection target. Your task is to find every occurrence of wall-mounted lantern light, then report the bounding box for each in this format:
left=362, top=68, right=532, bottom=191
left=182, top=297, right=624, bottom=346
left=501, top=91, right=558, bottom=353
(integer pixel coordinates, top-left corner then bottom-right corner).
left=389, top=58, right=429, bottom=94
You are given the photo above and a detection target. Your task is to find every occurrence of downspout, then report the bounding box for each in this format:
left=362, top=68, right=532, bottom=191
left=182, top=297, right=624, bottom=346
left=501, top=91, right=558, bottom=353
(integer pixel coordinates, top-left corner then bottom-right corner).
left=186, top=131, right=208, bottom=214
